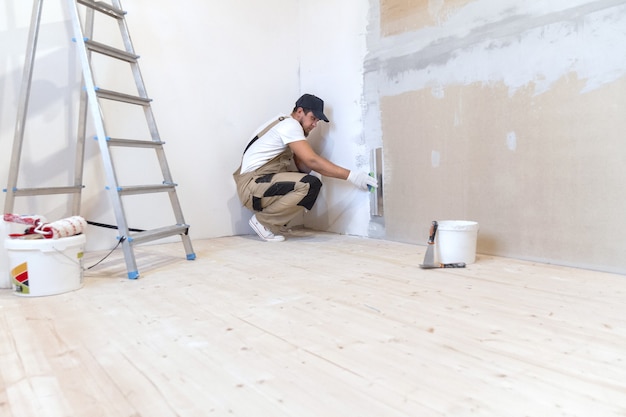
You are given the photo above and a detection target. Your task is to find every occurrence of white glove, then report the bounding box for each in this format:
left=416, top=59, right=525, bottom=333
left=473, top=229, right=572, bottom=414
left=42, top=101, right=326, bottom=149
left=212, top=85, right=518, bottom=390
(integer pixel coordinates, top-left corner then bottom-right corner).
left=347, top=171, right=378, bottom=191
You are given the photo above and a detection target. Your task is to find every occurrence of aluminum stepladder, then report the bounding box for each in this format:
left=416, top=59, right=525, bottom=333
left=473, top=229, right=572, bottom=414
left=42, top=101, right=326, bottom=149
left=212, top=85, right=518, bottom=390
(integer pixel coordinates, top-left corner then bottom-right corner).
left=4, top=0, right=196, bottom=279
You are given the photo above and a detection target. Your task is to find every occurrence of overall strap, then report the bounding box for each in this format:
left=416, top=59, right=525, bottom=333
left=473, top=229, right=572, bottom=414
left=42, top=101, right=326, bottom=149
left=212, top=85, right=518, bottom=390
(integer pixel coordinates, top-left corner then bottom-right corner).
left=243, top=116, right=287, bottom=155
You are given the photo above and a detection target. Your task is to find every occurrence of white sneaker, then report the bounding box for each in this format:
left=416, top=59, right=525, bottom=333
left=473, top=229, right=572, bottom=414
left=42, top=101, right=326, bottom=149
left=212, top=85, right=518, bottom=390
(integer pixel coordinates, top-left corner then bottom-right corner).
left=249, top=215, right=285, bottom=242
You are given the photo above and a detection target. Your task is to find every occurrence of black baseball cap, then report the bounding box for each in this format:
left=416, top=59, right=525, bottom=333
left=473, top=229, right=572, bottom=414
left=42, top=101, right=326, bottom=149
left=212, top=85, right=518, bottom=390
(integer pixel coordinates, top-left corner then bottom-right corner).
left=295, top=94, right=329, bottom=122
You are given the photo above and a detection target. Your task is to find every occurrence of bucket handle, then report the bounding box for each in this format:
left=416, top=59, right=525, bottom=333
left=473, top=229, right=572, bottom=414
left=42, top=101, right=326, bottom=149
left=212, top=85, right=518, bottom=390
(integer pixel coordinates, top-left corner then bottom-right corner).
left=50, top=246, right=84, bottom=269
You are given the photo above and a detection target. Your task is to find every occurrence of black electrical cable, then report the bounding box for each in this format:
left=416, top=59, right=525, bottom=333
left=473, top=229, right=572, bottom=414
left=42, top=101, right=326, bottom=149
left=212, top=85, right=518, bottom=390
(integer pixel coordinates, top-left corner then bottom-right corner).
left=84, top=220, right=144, bottom=270
left=86, top=236, right=125, bottom=270
left=86, top=220, right=145, bottom=233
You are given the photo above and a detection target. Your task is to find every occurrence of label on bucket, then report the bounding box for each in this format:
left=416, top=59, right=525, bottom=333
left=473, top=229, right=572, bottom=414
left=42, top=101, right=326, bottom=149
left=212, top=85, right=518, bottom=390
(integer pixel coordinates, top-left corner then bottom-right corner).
left=6, top=234, right=86, bottom=296
left=11, top=262, right=30, bottom=294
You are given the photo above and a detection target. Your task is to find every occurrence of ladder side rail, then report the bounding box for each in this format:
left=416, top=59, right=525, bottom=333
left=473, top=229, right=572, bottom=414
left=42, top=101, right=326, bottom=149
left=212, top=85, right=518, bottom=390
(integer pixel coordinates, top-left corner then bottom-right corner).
left=153, top=144, right=176, bottom=184
left=164, top=161, right=187, bottom=225
left=111, top=0, right=194, bottom=258
left=4, top=0, right=45, bottom=214
left=165, top=189, right=194, bottom=256
left=111, top=0, right=181, bottom=192
left=68, top=0, right=139, bottom=275
left=112, top=1, right=180, bottom=192
left=72, top=5, right=97, bottom=215
left=112, top=0, right=161, bottom=141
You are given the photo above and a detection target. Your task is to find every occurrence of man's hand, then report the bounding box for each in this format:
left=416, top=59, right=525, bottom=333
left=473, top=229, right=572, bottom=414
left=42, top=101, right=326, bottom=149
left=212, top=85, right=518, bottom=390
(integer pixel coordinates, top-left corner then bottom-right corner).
left=347, top=171, right=378, bottom=190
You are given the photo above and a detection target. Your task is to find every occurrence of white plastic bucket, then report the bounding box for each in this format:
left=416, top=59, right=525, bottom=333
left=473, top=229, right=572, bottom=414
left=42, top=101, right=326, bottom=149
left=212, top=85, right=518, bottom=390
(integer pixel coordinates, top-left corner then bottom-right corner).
left=4, top=234, right=86, bottom=296
left=435, top=220, right=479, bottom=264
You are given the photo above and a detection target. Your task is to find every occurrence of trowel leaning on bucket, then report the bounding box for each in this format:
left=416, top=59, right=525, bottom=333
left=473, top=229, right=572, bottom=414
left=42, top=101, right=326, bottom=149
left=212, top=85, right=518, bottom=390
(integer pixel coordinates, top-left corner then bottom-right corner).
left=419, top=220, right=466, bottom=269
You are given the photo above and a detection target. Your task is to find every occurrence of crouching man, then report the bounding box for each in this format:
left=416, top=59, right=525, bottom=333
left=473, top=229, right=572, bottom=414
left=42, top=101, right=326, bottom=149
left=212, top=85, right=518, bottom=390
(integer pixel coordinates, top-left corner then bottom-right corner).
left=233, top=93, right=378, bottom=242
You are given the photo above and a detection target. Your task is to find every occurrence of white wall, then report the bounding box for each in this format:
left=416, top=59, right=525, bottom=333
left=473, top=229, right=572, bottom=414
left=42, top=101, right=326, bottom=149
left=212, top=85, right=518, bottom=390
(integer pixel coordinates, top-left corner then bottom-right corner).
left=0, top=0, right=372, bottom=251
left=298, top=1, right=374, bottom=236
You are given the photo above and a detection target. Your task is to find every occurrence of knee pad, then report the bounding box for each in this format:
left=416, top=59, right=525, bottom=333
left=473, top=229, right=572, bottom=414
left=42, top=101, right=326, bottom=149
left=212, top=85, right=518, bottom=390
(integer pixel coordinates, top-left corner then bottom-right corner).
left=298, top=175, right=323, bottom=210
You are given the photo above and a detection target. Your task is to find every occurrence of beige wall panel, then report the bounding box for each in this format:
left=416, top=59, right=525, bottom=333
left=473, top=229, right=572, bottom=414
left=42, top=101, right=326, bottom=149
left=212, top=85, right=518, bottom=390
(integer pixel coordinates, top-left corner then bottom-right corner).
left=381, top=74, right=626, bottom=273
left=380, top=0, right=473, bottom=36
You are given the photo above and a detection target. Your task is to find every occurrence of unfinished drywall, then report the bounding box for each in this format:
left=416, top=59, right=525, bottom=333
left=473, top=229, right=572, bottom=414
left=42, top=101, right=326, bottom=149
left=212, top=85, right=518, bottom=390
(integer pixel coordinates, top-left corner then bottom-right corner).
left=365, top=0, right=626, bottom=273
left=381, top=0, right=473, bottom=36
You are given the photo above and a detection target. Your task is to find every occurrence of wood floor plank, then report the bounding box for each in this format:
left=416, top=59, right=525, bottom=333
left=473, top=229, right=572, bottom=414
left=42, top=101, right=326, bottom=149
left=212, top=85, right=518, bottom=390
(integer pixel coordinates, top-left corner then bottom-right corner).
left=1, top=234, right=625, bottom=416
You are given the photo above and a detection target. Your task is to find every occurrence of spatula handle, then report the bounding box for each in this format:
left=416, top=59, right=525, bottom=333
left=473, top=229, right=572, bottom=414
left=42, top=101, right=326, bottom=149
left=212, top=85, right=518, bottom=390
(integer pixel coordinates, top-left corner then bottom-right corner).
left=428, top=221, right=438, bottom=244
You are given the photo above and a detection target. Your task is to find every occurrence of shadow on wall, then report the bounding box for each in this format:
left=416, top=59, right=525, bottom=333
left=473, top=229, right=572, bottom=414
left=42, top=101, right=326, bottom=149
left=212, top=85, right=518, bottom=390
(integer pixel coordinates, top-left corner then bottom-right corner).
left=1, top=38, right=83, bottom=218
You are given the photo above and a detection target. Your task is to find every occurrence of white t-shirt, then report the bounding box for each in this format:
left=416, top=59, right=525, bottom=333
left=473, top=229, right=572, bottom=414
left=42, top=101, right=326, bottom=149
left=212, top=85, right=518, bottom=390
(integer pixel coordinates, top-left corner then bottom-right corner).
left=240, top=115, right=306, bottom=174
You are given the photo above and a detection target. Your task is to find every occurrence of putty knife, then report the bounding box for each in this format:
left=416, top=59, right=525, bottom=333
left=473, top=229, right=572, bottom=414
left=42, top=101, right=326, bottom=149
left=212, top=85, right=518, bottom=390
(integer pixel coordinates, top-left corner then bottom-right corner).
left=419, top=221, right=438, bottom=268
left=419, top=262, right=466, bottom=269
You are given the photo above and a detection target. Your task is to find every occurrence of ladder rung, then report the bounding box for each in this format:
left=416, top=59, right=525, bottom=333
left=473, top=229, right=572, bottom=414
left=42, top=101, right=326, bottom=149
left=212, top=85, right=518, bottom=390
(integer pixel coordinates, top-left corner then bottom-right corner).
left=96, top=88, right=151, bottom=106
left=117, top=184, right=176, bottom=196
left=127, top=224, right=190, bottom=244
left=77, top=0, right=125, bottom=19
left=6, top=186, right=83, bottom=197
left=106, top=138, right=165, bottom=148
left=85, top=40, right=138, bottom=62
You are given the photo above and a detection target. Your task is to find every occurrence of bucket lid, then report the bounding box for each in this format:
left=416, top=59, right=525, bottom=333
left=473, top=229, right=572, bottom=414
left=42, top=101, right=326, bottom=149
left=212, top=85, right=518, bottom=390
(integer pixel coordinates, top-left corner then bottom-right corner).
left=437, top=220, right=479, bottom=231
left=4, top=234, right=86, bottom=251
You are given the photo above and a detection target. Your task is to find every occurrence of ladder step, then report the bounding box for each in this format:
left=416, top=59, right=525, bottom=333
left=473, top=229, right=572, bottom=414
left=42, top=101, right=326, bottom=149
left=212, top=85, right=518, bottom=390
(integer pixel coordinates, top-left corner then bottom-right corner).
left=5, top=186, right=83, bottom=197
left=105, top=138, right=165, bottom=148
left=117, top=184, right=176, bottom=196
left=85, top=40, right=138, bottom=62
left=127, top=224, right=190, bottom=244
left=96, top=88, right=152, bottom=106
left=77, top=0, right=125, bottom=19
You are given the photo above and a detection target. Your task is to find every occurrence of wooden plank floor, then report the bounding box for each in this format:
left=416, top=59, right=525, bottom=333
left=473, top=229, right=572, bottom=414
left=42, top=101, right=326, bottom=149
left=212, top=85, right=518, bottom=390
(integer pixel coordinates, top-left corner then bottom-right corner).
left=1, top=232, right=625, bottom=417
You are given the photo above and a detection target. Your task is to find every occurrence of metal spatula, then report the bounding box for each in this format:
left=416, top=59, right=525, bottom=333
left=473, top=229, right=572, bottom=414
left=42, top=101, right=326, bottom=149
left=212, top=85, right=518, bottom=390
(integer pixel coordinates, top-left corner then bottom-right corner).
left=419, top=221, right=438, bottom=268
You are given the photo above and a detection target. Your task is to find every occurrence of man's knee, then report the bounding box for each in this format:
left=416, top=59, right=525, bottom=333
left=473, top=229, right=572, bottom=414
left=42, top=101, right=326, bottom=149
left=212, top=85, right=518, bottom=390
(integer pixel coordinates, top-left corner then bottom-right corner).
left=297, top=175, right=323, bottom=210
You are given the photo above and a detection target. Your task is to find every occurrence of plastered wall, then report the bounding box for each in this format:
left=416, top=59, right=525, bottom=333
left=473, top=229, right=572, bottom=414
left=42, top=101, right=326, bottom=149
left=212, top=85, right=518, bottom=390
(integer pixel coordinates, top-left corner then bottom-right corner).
left=380, top=0, right=473, bottom=36
left=366, top=0, right=626, bottom=273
